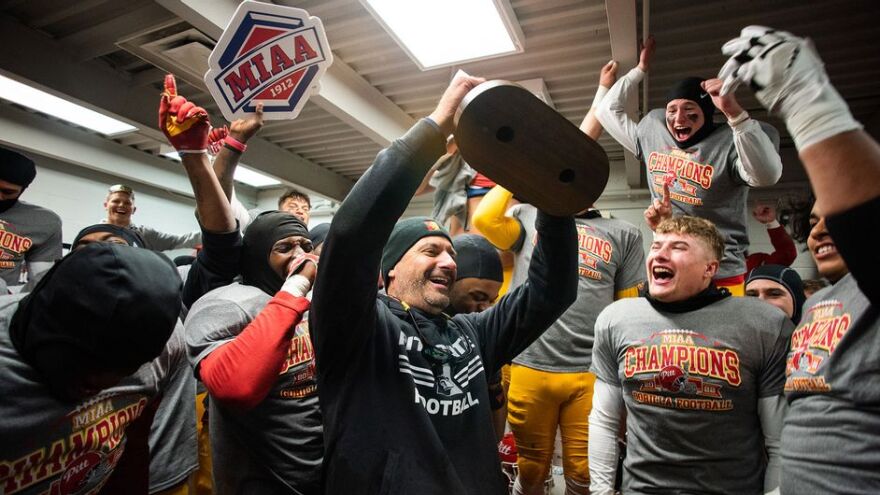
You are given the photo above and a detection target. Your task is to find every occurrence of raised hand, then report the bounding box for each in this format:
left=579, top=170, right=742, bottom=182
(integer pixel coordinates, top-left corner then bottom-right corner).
left=644, top=177, right=673, bottom=231
left=428, top=73, right=486, bottom=136
left=229, top=102, right=265, bottom=144
left=599, top=60, right=619, bottom=89
left=752, top=204, right=777, bottom=224
left=702, top=78, right=744, bottom=120
left=638, top=35, right=656, bottom=73
left=159, top=74, right=210, bottom=152
left=717, top=26, right=861, bottom=150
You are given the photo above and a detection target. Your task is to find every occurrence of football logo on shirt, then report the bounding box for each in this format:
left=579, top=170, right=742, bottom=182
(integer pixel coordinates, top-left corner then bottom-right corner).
left=646, top=147, right=716, bottom=206
left=785, top=298, right=852, bottom=393
left=624, top=329, right=740, bottom=411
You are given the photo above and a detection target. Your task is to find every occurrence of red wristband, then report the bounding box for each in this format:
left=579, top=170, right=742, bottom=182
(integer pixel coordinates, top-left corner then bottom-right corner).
left=224, top=135, right=247, bottom=153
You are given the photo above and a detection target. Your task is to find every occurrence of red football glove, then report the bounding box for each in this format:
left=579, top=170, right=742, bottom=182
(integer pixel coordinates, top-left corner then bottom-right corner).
left=159, top=74, right=210, bottom=152
left=207, top=126, right=229, bottom=155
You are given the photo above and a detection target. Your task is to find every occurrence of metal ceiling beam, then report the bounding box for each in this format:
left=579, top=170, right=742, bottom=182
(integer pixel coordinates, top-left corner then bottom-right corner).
left=0, top=14, right=355, bottom=201
left=155, top=0, right=416, bottom=147
left=58, top=3, right=178, bottom=61
left=604, top=0, right=644, bottom=189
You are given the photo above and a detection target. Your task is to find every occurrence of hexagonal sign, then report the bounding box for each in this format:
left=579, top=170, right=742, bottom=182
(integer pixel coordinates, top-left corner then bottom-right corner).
left=204, top=1, right=333, bottom=121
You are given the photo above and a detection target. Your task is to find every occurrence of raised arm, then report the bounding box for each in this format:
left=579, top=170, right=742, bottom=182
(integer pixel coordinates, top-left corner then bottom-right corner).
left=471, top=185, right=522, bottom=250
left=702, top=78, right=782, bottom=187
left=194, top=258, right=315, bottom=411
left=719, top=27, right=878, bottom=301
left=595, top=36, right=654, bottom=155
left=311, top=75, right=485, bottom=371
left=465, top=210, right=577, bottom=371
left=159, top=74, right=235, bottom=236
left=579, top=60, right=618, bottom=140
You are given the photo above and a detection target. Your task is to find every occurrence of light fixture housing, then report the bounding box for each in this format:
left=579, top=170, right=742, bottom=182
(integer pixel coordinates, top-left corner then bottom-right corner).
left=0, top=73, right=137, bottom=136
left=359, top=0, right=524, bottom=70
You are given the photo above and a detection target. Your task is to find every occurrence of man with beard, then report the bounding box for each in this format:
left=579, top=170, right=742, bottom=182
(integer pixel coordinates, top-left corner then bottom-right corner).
left=597, top=37, right=783, bottom=295
left=589, top=216, right=792, bottom=494
left=310, top=75, right=578, bottom=495
left=0, top=147, right=61, bottom=289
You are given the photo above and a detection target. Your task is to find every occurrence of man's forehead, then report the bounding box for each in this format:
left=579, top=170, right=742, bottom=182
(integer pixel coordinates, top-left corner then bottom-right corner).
left=410, top=236, right=454, bottom=252
left=747, top=278, right=788, bottom=293
left=108, top=191, right=132, bottom=201
left=653, top=231, right=693, bottom=244
left=666, top=99, right=699, bottom=109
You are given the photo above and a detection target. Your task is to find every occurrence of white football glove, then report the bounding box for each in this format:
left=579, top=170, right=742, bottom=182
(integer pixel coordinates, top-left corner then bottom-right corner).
left=280, top=253, right=319, bottom=297
left=718, top=26, right=861, bottom=150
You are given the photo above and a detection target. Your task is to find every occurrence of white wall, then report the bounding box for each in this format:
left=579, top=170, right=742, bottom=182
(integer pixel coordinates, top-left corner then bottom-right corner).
left=20, top=153, right=258, bottom=248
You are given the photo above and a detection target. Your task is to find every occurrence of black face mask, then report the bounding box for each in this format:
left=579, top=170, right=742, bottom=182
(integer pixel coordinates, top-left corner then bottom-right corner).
left=240, top=211, right=309, bottom=295
left=0, top=197, right=19, bottom=214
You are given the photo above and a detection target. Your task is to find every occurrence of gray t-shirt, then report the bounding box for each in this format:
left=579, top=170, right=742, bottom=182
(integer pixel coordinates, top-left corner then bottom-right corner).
left=591, top=296, right=793, bottom=494
left=0, top=293, right=177, bottom=495
left=781, top=273, right=880, bottom=494
left=129, top=224, right=201, bottom=252
left=185, top=282, right=322, bottom=494
left=0, top=201, right=62, bottom=285
left=149, top=322, right=198, bottom=493
left=636, top=111, right=778, bottom=278
left=509, top=205, right=645, bottom=371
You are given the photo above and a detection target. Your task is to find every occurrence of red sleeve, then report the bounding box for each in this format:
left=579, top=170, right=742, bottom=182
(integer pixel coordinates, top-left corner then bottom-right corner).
left=198, top=292, right=310, bottom=411
left=764, top=225, right=798, bottom=267
left=746, top=252, right=768, bottom=273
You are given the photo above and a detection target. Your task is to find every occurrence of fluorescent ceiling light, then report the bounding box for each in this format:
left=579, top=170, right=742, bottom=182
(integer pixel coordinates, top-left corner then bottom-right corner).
left=360, top=0, right=523, bottom=70
left=234, top=165, right=281, bottom=187
left=0, top=74, right=137, bottom=136
left=162, top=151, right=281, bottom=188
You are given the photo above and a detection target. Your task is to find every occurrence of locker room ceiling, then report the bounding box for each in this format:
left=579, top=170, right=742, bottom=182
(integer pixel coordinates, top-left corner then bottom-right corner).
left=0, top=0, right=877, bottom=202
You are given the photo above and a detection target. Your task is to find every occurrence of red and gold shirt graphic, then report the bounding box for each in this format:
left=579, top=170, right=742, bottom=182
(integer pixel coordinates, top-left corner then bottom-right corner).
left=576, top=224, right=613, bottom=281
left=278, top=321, right=317, bottom=400
left=647, top=148, right=716, bottom=206
left=624, top=329, right=741, bottom=411
left=1, top=393, right=149, bottom=495
left=0, top=221, right=33, bottom=270
left=785, top=299, right=852, bottom=393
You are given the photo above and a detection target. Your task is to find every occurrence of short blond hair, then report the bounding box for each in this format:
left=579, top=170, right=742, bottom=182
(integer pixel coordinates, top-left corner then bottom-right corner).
left=655, top=216, right=724, bottom=261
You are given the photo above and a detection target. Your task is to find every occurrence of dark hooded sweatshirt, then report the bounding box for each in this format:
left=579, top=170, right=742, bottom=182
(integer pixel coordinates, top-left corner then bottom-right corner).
left=310, top=119, right=578, bottom=494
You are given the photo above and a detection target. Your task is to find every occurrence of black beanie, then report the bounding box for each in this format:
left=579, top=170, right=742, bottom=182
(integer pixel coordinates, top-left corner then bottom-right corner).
left=747, top=264, right=806, bottom=323
left=381, top=217, right=451, bottom=284
left=0, top=147, right=36, bottom=187
left=9, top=243, right=182, bottom=376
left=241, top=210, right=309, bottom=295
left=665, top=77, right=717, bottom=148
left=452, top=234, right=502, bottom=282
left=309, top=223, right=331, bottom=249
left=72, top=223, right=147, bottom=249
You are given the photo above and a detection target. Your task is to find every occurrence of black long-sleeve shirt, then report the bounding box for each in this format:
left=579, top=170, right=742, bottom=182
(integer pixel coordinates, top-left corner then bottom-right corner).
left=310, top=119, right=578, bottom=494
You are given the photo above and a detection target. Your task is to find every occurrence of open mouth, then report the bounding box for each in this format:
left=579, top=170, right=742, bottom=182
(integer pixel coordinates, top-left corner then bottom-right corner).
left=429, top=275, right=451, bottom=291
left=651, top=266, right=675, bottom=284
left=673, top=126, right=692, bottom=141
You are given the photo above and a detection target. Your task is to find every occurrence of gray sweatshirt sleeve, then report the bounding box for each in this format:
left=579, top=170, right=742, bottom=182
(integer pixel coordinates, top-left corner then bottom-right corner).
left=730, top=117, right=783, bottom=187
left=758, top=395, right=786, bottom=494
left=589, top=379, right=624, bottom=495
left=136, top=225, right=202, bottom=251
left=595, top=67, right=644, bottom=156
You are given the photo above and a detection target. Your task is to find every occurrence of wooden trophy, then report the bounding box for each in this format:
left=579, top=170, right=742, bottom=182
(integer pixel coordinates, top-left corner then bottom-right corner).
left=454, top=80, right=609, bottom=216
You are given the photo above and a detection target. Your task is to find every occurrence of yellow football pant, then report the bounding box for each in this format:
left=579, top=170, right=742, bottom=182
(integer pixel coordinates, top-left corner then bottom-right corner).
left=507, top=365, right=596, bottom=487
